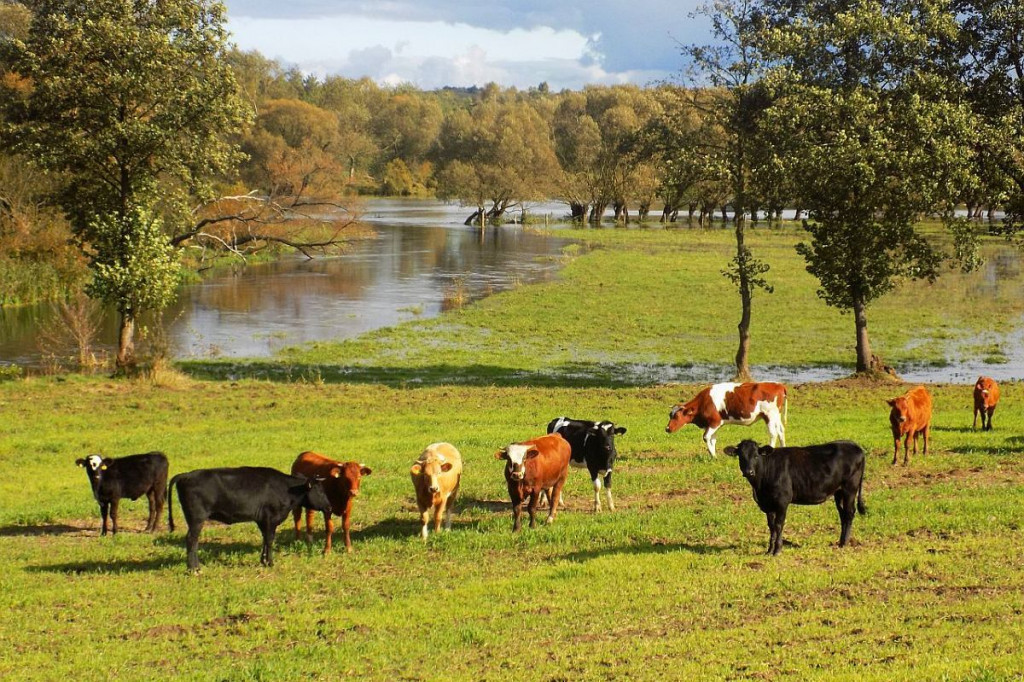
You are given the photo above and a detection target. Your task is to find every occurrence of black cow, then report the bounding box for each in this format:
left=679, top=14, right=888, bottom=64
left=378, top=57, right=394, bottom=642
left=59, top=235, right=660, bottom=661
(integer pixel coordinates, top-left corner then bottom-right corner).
left=724, top=439, right=867, bottom=555
left=168, top=467, right=331, bottom=571
left=75, top=452, right=169, bottom=535
left=546, top=417, right=627, bottom=512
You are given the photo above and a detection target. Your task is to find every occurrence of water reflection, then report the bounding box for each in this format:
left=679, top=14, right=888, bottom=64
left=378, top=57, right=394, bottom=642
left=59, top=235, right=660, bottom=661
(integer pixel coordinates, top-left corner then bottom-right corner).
left=0, top=199, right=574, bottom=366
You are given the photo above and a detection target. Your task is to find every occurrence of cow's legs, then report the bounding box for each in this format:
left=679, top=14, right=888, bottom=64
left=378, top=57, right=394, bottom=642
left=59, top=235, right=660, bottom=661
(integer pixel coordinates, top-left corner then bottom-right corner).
left=987, top=407, right=996, bottom=431
left=342, top=501, right=355, bottom=553
left=292, top=508, right=305, bottom=542
left=432, top=498, right=445, bottom=533
left=604, top=471, right=615, bottom=511
left=835, top=491, right=856, bottom=547
left=259, top=521, right=276, bottom=566
left=973, top=407, right=980, bottom=430
left=703, top=425, right=720, bottom=457
left=765, top=512, right=776, bottom=555
left=419, top=507, right=431, bottom=539
left=547, top=478, right=566, bottom=524
left=892, top=438, right=900, bottom=465
left=304, top=508, right=316, bottom=543
left=591, top=477, right=602, bottom=512
left=151, top=486, right=165, bottom=532
left=109, top=498, right=120, bottom=535
left=902, top=433, right=911, bottom=466
left=444, top=481, right=459, bottom=531
left=771, top=508, right=788, bottom=555
left=324, top=512, right=336, bottom=554
left=511, top=500, right=523, bottom=532
left=185, top=521, right=204, bottom=571
left=923, top=424, right=930, bottom=456
left=99, top=502, right=109, bottom=536
left=527, top=491, right=540, bottom=528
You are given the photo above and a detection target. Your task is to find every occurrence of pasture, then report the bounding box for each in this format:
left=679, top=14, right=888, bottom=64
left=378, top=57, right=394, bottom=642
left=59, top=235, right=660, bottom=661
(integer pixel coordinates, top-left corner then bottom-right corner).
left=2, top=378, right=1023, bottom=680
left=3, top=225, right=1024, bottom=680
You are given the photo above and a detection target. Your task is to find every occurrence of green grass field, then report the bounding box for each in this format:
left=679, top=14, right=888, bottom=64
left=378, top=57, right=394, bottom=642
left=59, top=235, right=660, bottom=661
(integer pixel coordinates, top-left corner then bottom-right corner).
left=3, top=225, right=1024, bottom=680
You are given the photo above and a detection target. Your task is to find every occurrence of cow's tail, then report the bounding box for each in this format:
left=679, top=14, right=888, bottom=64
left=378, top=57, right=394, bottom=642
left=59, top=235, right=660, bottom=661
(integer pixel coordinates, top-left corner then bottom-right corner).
left=167, top=474, right=182, bottom=532
left=783, top=392, right=789, bottom=427
left=856, top=466, right=867, bottom=516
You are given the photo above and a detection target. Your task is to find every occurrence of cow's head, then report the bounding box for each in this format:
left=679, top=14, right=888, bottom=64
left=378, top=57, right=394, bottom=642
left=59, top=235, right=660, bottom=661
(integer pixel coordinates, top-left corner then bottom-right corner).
left=586, top=421, right=627, bottom=462
left=75, top=454, right=110, bottom=489
left=302, top=478, right=333, bottom=513
left=886, top=396, right=910, bottom=423
left=976, top=376, right=995, bottom=397
left=411, top=454, right=454, bottom=495
left=330, top=461, right=372, bottom=498
left=665, top=402, right=697, bottom=433
left=723, top=440, right=768, bottom=479
left=495, top=443, right=538, bottom=480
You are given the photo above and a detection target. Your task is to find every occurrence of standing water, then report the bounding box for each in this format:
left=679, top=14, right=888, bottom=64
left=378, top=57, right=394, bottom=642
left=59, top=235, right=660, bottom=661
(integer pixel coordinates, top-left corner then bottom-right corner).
left=0, top=199, right=573, bottom=367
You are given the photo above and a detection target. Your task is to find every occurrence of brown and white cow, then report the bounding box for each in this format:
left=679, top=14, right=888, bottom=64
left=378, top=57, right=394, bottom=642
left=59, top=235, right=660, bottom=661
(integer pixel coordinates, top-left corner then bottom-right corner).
left=665, top=382, right=788, bottom=457
left=973, top=376, right=1000, bottom=431
left=495, top=433, right=571, bottom=531
left=410, top=442, right=462, bottom=539
left=887, top=386, right=932, bottom=466
left=290, top=451, right=372, bottom=553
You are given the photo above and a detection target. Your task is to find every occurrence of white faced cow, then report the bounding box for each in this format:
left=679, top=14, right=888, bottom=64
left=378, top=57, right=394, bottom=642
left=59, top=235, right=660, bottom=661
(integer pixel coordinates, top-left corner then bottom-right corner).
left=665, top=382, right=788, bottom=457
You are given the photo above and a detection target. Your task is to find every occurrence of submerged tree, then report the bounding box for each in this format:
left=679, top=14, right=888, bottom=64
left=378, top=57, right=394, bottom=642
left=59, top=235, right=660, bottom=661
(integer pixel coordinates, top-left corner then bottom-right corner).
left=3, top=0, right=246, bottom=367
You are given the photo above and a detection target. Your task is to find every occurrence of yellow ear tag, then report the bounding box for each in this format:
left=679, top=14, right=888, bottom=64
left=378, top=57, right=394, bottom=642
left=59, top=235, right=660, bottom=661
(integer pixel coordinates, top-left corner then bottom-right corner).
left=100, top=465, right=108, bottom=470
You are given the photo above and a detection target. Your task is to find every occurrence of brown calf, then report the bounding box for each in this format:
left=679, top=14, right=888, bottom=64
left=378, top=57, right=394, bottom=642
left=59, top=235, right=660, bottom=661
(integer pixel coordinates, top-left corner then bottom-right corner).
left=887, top=386, right=933, bottom=466
left=495, top=433, right=571, bottom=531
left=290, top=451, right=372, bottom=553
left=973, top=376, right=1000, bottom=431
left=410, top=442, right=463, bottom=539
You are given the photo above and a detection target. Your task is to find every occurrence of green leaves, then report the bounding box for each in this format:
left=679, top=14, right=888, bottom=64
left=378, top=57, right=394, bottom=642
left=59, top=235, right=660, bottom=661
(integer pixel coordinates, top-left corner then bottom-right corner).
left=85, top=205, right=181, bottom=317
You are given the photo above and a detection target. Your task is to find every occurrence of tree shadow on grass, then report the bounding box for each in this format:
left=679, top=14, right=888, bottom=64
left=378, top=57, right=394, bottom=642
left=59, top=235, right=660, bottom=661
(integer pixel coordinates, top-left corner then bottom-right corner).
left=27, top=556, right=182, bottom=574
left=178, top=360, right=731, bottom=389
left=561, top=539, right=738, bottom=563
left=0, top=523, right=93, bottom=537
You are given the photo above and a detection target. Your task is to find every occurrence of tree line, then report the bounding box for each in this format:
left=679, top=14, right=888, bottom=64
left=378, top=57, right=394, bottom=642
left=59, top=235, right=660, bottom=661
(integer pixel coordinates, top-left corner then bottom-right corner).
left=1, top=0, right=1023, bottom=377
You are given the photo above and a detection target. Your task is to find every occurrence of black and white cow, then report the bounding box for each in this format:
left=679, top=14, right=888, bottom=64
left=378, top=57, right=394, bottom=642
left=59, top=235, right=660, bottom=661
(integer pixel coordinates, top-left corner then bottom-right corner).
left=724, top=439, right=867, bottom=555
left=75, top=452, right=169, bottom=535
left=546, top=417, right=627, bottom=512
left=168, top=466, right=331, bottom=571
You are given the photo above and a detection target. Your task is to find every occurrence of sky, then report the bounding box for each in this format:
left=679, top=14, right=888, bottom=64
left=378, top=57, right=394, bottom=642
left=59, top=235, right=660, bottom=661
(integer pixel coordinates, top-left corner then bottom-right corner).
left=223, top=1, right=710, bottom=91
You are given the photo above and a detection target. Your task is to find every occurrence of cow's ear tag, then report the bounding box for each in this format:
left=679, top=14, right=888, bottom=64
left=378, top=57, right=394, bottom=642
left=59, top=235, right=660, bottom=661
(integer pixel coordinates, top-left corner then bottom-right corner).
left=100, top=465, right=108, bottom=470
left=410, top=464, right=422, bottom=476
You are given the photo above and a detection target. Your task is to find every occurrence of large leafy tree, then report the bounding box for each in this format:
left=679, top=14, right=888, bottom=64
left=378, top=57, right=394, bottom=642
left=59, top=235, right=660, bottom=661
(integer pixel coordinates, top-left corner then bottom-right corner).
left=761, top=0, right=975, bottom=373
left=956, top=2, right=1024, bottom=230
left=3, top=0, right=247, bottom=368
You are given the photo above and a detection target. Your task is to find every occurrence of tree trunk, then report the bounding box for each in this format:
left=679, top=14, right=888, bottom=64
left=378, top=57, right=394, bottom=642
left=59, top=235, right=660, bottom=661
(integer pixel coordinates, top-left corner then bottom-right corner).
left=569, top=203, right=587, bottom=222
left=733, top=219, right=753, bottom=382
left=853, top=296, right=872, bottom=373
left=116, top=312, right=136, bottom=370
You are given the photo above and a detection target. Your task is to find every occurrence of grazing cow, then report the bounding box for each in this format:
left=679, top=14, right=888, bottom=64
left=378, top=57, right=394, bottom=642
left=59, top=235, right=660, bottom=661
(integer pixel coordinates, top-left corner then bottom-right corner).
left=887, top=386, right=932, bottom=465
left=665, top=382, right=788, bottom=457
left=168, top=466, right=331, bottom=571
left=724, top=439, right=866, bottom=555
left=546, top=417, right=627, bottom=512
left=410, top=442, right=463, bottom=539
left=495, top=433, right=571, bottom=531
left=973, top=376, right=1000, bottom=431
left=75, top=452, right=169, bottom=535
left=291, top=451, right=372, bottom=554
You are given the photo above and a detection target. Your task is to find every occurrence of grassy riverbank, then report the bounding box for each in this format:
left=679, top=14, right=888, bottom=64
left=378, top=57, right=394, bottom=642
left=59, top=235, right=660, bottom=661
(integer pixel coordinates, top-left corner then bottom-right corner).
left=1, top=376, right=1023, bottom=680
left=182, top=224, right=1024, bottom=385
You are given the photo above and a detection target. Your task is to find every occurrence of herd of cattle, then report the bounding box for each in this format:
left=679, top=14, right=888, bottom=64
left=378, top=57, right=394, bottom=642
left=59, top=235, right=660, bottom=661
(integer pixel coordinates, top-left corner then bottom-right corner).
left=74, top=376, right=1002, bottom=567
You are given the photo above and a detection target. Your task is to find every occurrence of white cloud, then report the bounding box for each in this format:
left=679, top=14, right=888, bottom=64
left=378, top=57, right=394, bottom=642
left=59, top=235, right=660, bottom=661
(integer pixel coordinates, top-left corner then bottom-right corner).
left=225, top=2, right=711, bottom=89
